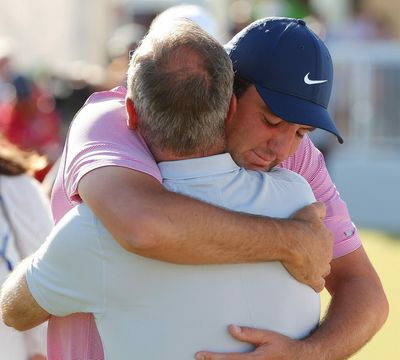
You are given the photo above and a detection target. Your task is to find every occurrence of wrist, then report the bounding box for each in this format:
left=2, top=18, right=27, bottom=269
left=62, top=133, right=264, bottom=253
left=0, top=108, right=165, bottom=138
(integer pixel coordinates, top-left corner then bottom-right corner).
left=293, top=339, right=321, bottom=360
left=299, top=334, right=329, bottom=360
left=276, top=218, right=301, bottom=264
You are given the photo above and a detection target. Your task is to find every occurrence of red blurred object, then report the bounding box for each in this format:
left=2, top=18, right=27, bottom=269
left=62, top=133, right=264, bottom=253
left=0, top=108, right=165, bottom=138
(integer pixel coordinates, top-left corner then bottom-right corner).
left=0, top=76, right=62, bottom=181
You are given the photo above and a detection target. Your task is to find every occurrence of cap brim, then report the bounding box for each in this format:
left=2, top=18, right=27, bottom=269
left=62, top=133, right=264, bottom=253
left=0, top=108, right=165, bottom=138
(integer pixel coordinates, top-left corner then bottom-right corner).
left=255, top=85, right=344, bottom=144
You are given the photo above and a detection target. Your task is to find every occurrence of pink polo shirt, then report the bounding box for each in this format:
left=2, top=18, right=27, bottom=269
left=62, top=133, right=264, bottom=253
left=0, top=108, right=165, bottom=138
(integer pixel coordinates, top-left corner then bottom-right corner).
left=48, top=86, right=361, bottom=359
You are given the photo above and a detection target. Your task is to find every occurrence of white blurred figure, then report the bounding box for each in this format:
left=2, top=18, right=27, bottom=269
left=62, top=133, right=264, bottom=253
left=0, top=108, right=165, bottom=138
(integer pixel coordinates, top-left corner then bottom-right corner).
left=0, top=38, right=17, bottom=104
left=0, top=136, right=52, bottom=360
left=154, top=4, right=220, bottom=40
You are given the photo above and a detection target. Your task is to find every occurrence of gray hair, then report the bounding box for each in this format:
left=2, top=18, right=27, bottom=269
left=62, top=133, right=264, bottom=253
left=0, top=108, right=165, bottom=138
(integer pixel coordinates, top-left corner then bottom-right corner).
left=127, top=18, right=233, bottom=157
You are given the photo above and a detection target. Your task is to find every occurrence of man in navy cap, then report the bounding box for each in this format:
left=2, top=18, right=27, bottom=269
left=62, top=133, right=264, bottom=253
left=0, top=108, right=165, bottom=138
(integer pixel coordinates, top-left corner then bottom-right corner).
left=195, top=18, right=387, bottom=360
left=2, top=17, right=388, bottom=360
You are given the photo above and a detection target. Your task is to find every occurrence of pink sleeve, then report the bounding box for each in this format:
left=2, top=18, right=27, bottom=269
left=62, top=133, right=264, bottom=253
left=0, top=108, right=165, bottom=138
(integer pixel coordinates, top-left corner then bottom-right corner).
left=51, top=87, right=161, bottom=223
left=280, top=135, right=361, bottom=259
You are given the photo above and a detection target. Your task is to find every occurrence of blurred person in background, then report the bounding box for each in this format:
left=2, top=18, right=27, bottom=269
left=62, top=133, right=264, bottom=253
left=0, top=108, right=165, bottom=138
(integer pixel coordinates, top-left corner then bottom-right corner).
left=0, top=37, right=62, bottom=182
left=102, top=22, right=147, bottom=89
left=229, top=0, right=313, bottom=36
left=0, top=37, right=18, bottom=103
left=0, top=136, right=52, bottom=360
left=49, top=61, right=104, bottom=136
left=0, top=74, right=62, bottom=182
left=157, top=4, right=220, bottom=39
left=327, top=0, right=394, bottom=41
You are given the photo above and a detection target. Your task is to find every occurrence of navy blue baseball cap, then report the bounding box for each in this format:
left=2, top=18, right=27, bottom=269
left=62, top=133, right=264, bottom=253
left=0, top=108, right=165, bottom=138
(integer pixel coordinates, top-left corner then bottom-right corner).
left=225, top=17, right=343, bottom=143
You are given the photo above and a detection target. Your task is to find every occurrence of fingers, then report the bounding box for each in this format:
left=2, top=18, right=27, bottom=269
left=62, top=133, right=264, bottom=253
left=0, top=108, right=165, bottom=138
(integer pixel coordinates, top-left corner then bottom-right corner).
left=323, top=264, right=331, bottom=278
left=195, top=351, right=250, bottom=360
left=311, top=262, right=331, bottom=292
left=312, top=201, right=326, bottom=220
left=195, top=332, right=263, bottom=360
left=291, top=201, right=326, bottom=222
left=227, top=325, right=271, bottom=345
left=312, top=278, right=325, bottom=293
left=195, top=326, right=271, bottom=359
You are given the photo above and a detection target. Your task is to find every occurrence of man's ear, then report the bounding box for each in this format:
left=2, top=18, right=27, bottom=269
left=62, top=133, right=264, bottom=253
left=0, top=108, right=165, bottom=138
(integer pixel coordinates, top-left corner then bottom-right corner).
left=225, top=94, right=237, bottom=126
left=126, top=97, right=138, bottom=129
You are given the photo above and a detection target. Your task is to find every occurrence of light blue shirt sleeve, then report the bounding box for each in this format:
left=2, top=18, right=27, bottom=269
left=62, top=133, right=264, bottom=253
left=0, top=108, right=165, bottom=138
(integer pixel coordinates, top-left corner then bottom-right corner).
left=26, top=205, right=105, bottom=317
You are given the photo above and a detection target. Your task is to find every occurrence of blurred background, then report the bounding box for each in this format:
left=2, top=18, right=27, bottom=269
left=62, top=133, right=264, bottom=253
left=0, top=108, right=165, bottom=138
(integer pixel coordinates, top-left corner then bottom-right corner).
left=0, top=1, right=398, bottom=359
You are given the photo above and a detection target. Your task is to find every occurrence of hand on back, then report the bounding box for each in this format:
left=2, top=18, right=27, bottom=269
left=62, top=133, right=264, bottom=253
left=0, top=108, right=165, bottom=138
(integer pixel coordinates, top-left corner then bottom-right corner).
left=284, top=202, right=333, bottom=292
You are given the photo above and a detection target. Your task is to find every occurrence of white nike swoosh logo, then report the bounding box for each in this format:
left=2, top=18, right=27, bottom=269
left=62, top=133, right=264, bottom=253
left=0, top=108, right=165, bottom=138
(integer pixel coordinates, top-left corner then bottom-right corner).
left=304, top=72, right=328, bottom=85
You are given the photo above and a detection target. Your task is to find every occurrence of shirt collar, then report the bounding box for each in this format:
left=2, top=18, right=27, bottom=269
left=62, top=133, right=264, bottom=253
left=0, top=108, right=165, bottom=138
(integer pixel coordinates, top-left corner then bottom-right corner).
left=159, top=153, right=240, bottom=180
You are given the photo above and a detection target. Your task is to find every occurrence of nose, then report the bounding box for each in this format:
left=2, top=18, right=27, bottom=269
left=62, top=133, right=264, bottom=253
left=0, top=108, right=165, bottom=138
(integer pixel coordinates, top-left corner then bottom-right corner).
left=267, top=126, right=297, bottom=162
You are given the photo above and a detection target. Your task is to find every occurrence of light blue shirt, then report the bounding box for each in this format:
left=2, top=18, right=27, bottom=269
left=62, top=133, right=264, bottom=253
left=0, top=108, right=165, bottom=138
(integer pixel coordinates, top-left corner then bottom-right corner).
left=27, top=153, right=319, bottom=360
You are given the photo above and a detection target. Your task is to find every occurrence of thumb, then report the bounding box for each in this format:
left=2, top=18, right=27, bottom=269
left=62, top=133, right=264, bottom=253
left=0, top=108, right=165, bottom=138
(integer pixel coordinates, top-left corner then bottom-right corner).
left=228, top=325, right=272, bottom=345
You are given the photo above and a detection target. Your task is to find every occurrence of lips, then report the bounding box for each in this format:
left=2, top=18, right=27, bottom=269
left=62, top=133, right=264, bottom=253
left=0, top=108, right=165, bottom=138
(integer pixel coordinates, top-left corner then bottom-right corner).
left=250, top=150, right=276, bottom=170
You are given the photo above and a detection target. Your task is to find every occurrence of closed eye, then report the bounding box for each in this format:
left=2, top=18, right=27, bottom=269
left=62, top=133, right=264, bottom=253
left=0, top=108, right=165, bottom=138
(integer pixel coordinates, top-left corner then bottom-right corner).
left=262, top=116, right=281, bottom=128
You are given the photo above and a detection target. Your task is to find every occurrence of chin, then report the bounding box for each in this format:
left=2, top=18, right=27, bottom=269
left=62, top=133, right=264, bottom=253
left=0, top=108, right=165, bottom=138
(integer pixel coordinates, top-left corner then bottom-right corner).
left=231, top=153, right=271, bottom=171
left=247, top=163, right=271, bottom=171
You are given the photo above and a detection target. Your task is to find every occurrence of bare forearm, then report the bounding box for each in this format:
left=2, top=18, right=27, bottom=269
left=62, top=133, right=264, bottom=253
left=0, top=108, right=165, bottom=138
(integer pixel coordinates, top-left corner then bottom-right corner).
left=302, top=248, right=388, bottom=359
left=140, top=191, right=292, bottom=264
left=0, top=256, right=50, bottom=331
left=80, top=167, right=331, bottom=290
left=83, top=170, right=289, bottom=264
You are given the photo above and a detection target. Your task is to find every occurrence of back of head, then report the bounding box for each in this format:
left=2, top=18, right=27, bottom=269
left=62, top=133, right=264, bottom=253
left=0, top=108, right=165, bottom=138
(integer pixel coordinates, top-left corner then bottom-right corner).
left=127, top=18, right=233, bottom=158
